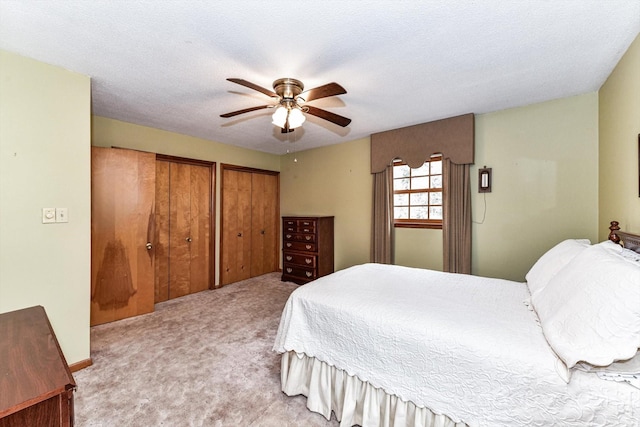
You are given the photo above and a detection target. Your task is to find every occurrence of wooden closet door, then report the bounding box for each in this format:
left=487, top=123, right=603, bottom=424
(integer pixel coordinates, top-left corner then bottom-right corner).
left=250, top=173, right=279, bottom=276
left=155, top=160, right=212, bottom=302
left=221, top=169, right=252, bottom=285
left=91, top=147, right=156, bottom=326
left=186, top=163, right=211, bottom=295
left=168, top=162, right=192, bottom=299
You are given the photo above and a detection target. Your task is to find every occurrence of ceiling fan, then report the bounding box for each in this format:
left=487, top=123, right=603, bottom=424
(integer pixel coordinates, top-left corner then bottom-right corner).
left=220, top=78, right=351, bottom=133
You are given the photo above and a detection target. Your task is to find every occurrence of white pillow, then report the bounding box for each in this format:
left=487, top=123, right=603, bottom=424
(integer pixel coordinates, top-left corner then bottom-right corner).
left=595, top=239, right=624, bottom=254
left=525, top=239, right=591, bottom=297
left=596, top=239, right=640, bottom=263
left=531, top=244, right=640, bottom=368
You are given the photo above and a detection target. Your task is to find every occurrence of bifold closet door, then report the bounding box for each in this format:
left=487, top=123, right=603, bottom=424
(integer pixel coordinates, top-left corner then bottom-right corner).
left=155, top=160, right=211, bottom=302
left=220, top=168, right=253, bottom=285
left=91, top=147, right=156, bottom=326
left=221, top=166, right=279, bottom=286
left=250, top=173, right=279, bottom=277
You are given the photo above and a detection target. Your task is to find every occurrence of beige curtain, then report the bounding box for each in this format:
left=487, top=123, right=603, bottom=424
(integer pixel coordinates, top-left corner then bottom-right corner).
left=371, top=166, right=394, bottom=264
left=443, top=159, right=472, bottom=274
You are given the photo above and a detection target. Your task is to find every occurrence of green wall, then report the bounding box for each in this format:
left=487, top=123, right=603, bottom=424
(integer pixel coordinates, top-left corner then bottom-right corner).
left=280, top=93, right=600, bottom=282
left=599, top=33, right=640, bottom=237
left=0, top=50, right=91, bottom=365
left=472, top=93, right=599, bottom=280
left=280, top=138, right=372, bottom=270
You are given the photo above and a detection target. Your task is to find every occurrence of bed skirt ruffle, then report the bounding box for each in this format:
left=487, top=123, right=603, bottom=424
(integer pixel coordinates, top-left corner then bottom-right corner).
left=280, top=351, right=468, bottom=427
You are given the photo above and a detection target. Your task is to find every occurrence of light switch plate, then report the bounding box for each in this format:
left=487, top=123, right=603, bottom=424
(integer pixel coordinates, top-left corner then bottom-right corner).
left=42, top=208, right=56, bottom=223
left=56, top=207, right=68, bottom=223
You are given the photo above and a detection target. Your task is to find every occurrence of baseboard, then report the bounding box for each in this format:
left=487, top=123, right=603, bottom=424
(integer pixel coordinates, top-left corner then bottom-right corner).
left=69, top=358, right=93, bottom=372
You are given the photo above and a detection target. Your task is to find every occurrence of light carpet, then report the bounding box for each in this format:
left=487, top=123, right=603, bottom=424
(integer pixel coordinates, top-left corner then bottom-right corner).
left=73, top=272, right=339, bottom=426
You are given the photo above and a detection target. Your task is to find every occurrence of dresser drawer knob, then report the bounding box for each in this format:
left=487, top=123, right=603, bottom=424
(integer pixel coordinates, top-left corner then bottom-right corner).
left=286, top=234, right=292, bottom=238
left=286, top=256, right=292, bottom=261
left=305, top=245, right=311, bottom=250
left=286, top=243, right=292, bottom=247
left=306, top=272, right=312, bottom=277
left=286, top=268, right=293, bottom=273
left=305, top=236, right=312, bottom=240
left=305, top=258, right=312, bottom=264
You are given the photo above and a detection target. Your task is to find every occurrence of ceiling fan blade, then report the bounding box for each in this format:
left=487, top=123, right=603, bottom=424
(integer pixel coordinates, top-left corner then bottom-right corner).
left=220, top=104, right=271, bottom=118
left=304, top=105, right=351, bottom=127
left=227, top=78, right=278, bottom=98
left=300, top=82, right=346, bottom=102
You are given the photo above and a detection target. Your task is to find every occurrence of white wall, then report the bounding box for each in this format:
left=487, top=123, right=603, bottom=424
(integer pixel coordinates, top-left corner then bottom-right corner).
left=0, top=50, right=91, bottom=365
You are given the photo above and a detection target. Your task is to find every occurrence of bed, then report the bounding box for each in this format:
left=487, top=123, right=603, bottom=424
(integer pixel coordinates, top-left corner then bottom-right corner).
left=273, top=221, right=640, bottom=427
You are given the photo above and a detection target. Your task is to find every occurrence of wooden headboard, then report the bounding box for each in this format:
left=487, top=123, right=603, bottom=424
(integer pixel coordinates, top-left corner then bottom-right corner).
left=608, top=221, right=640, bottom=253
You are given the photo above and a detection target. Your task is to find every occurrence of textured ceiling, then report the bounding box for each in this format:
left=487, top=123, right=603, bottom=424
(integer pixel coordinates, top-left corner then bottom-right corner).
left=1, top=1, right=638, bottom=155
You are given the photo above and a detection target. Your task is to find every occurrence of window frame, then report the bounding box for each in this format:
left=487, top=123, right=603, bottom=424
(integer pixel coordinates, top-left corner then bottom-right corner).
left=392, top=155, right=443, bottom=230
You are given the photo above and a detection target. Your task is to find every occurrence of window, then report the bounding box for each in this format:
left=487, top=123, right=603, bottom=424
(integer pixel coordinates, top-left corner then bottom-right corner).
left=393, top=155, right=443, bottom=228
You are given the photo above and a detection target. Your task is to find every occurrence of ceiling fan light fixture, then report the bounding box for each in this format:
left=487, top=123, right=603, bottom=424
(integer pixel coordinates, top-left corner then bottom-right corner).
left=288, top=107, right=306, bottom=128
left=223, top=77, right=350, bottom=130
left=272, top=105, right=306, bottom=129
left=271, top=106, right=288, bottom=127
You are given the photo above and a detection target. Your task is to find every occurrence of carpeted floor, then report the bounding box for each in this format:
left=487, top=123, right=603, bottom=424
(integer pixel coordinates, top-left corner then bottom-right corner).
left=73, top=272, right=339, bottom=426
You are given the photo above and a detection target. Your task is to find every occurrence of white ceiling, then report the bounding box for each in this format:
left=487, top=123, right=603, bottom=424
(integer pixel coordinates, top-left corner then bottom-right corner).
left=1, top=1, right=638, bottom=155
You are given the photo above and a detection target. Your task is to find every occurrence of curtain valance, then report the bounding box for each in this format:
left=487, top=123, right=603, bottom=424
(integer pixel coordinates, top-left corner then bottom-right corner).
left=370, top=113, right=474, bottom=173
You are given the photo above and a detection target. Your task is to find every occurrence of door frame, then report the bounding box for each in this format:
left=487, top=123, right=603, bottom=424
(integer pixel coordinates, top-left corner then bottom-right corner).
left=157, top=154, right=216, bottom=291
left=220, top=163, right=280, bottom=286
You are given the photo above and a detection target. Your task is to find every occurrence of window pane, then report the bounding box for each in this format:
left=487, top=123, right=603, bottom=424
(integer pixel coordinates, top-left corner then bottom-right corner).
left=430, top=160, right=442, bottom=175
left=394, top=206, right=408, bottom=219
left=430, top=206, right=443, bottom=219
left=430, top=191, right=442, bottom=205
left=410, top=206, right=429, bottom=219
left=393, top=164, right=410, bottom=179
left=392, top=156, right=444, bottom=226
left=413, top=163, right=429, bottom=176
left=394, top=178, right=409, bottom=191
left=394, top=193, right=408, bottom=206
left=411, top=176, right=429, bottom=190
left=410, top=192, right=429, bottom=205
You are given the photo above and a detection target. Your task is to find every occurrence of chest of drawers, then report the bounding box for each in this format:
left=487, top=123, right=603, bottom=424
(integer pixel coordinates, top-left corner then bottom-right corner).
left=0, top=306, right=76, bottom=427
left=282, top=216, right=334, bottom=284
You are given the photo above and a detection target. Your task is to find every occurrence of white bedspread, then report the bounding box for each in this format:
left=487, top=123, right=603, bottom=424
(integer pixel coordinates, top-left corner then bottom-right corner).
left=273, top=263, right=640, bottom=426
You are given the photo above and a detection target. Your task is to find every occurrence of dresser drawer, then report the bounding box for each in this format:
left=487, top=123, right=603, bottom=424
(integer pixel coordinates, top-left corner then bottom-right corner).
left=284, top=241, right=316, bottom=252
left=284, top=219, right=297, bottom=232
left=283, top=264, right=317, bottom=281
left=284, top=219, right=317, bottom=234
left=283, top=232, right=316, bottom=243
left=283, top=253, right=317, bottom=267
left=298, top=221, right=316, bottom=233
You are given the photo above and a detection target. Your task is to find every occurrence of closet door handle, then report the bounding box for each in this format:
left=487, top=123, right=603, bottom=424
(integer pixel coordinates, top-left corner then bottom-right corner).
left=146, top=242, right=153, bottom=250
left=261, top=229, right=266, bottom=235
left=237, top=232, right=243, bottom=237
left=185, top=237, right=192, bottom=243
